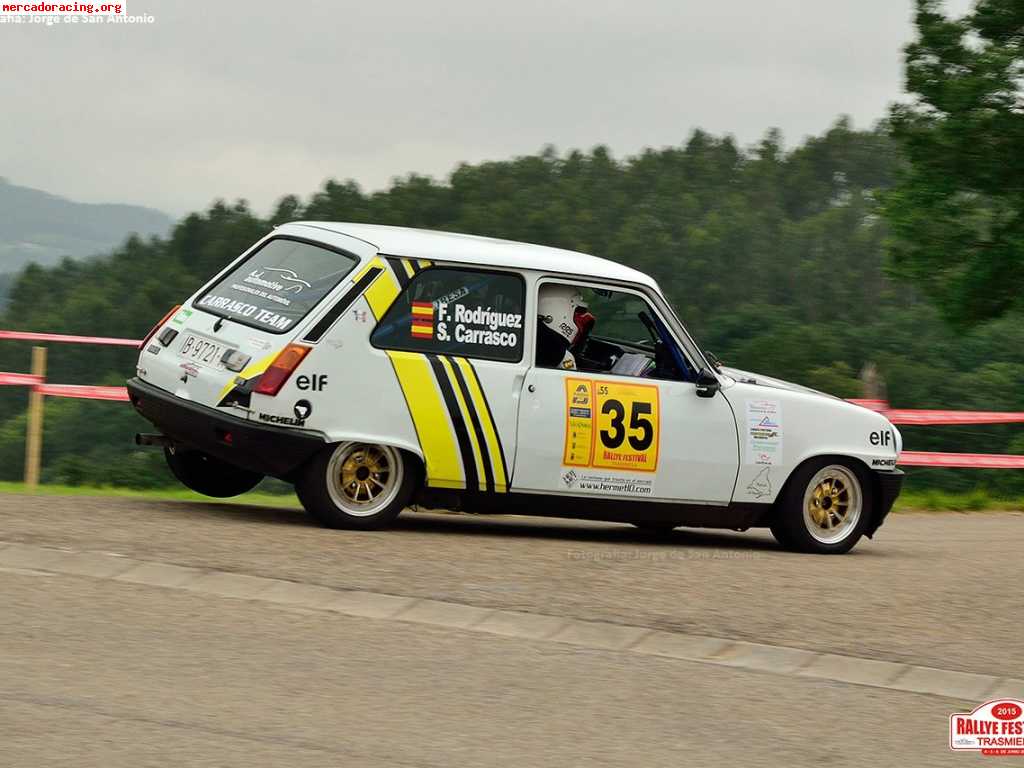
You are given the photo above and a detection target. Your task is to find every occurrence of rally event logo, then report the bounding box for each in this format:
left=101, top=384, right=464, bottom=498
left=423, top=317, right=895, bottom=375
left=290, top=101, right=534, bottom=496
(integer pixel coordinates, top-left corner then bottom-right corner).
left=950, top=699, right=1024, bottom=756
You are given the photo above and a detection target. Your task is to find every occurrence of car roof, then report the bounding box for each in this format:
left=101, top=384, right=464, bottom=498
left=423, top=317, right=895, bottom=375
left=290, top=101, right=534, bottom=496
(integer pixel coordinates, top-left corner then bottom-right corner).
left=285, top=222, right=659, bottom=291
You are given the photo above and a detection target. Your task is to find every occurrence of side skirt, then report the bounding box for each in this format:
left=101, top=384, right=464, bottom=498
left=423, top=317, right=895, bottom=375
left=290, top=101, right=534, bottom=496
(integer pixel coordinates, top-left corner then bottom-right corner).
left=414, top=488, right=774, bottom=530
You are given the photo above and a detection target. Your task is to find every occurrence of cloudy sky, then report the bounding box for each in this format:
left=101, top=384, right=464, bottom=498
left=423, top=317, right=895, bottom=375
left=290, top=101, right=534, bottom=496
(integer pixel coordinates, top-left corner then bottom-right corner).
left=1, top=0, right=974, bottom=216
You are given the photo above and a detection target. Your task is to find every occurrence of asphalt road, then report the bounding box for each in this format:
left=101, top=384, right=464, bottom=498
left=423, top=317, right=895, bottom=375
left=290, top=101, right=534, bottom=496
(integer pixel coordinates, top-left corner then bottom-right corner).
left=1, top=494, right=1022, bottom=766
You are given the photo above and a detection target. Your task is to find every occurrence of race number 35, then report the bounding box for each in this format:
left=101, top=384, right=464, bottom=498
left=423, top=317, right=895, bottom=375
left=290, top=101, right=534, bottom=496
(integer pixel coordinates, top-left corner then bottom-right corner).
left=593, top=382, right=659, bottom=472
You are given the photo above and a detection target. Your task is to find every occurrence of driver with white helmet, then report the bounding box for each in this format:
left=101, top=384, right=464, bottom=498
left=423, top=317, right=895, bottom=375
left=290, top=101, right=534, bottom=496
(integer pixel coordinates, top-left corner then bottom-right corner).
left=536, top=285, right=596, bottom=370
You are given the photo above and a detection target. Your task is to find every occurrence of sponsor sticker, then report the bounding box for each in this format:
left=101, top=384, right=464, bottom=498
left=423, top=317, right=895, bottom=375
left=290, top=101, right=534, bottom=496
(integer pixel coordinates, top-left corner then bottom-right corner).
left=746, top=466, right=772, bottom=499
left=563, top=378, right=595, bottom=466
left=257, top=400, right=312, bottom=427
left=746, top=399, right=783, bottom=466
left=561, top=469, right=654, bottom=497
left=198, top=294, right=294, bottom=331
left=870, top=429, right=895, bottom=448
left=950, top=700, right=1024, bottom=756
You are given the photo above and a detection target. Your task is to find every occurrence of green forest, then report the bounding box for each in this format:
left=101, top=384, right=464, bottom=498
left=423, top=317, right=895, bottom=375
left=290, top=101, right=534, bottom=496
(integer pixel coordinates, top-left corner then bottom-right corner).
left=0, top=120, right=1019, bottom=495
left=0, top=0, right=1021, bottom=496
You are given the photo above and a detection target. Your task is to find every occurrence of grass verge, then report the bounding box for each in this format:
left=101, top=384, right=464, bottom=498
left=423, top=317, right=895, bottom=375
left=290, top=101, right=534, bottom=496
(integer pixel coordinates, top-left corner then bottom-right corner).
left=893, top=488, right=1023, bottom=513
left=0, top=481, right=302, bottom=509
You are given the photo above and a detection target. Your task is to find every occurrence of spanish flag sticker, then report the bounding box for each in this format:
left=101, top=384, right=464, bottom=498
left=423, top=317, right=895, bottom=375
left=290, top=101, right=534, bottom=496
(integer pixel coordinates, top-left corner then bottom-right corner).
left=411, top=301, right=434, bottom=339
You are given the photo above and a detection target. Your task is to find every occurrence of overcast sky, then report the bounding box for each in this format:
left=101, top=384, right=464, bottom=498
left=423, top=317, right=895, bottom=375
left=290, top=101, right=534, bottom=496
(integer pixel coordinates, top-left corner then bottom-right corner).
left=0, top=0, right=974, bottom=216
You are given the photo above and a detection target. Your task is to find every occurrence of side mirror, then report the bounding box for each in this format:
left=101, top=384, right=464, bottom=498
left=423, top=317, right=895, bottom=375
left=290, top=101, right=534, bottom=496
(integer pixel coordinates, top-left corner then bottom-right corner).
left=695, top=367, right=720, bottom=398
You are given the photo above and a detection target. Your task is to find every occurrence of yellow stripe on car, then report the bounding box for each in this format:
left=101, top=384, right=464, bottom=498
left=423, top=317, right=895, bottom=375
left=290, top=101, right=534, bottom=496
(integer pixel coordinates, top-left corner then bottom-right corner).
left=361, top=257, right=401, bottom=319
left=386, top=351, right=464, bottom=489
left=215, top=350, right=279, bottom=404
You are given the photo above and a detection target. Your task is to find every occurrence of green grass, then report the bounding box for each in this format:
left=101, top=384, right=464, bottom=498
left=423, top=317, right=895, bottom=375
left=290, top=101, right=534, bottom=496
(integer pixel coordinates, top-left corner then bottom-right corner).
left=0, top=481, right=302, bottom=509
left=892, top=488, right=1023, bottom=513
left=0, top=482, right=1020, bottom=514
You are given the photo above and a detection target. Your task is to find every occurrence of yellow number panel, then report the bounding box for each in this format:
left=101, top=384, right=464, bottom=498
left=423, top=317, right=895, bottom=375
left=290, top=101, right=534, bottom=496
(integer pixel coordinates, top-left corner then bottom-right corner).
left=593, top=381, right=660, bottom=472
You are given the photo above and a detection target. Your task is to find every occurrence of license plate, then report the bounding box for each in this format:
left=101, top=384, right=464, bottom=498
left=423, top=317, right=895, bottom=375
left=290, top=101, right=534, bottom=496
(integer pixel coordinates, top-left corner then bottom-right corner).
left=178, top=333, right=227, bottom=368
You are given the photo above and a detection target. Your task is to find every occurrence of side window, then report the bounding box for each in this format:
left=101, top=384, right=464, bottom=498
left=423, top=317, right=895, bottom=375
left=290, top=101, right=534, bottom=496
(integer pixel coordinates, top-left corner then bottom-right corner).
left=535, top=283, right=690, bottom=381
left=371, top=267, right=526, bottom=362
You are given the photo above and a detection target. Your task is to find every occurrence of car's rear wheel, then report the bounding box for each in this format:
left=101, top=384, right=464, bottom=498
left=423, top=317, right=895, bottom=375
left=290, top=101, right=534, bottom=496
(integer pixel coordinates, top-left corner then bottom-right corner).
left=297, top=442, right=417, bottom=530
left=163, top=446, right=264, bottom=498
left=770, top=459, right=871, bottom=554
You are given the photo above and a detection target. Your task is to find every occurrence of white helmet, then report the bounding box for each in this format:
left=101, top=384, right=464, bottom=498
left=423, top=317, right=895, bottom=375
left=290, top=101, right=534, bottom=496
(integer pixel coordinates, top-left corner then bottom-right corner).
left=538, top=285, right=594, bottom=346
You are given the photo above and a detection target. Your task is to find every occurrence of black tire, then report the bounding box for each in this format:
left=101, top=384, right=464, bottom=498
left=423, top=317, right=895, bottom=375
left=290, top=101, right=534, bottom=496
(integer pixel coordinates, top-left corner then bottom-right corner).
left=770, top=458, right=873, bottom=554
left=163, top=446, right=263, bottom=498
left=296, top=442, right=419, bottom=530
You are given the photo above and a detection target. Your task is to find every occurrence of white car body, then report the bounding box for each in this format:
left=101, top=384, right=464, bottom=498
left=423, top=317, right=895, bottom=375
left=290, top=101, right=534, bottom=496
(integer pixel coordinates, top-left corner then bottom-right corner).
left=129, top=222, right=903, bottom=541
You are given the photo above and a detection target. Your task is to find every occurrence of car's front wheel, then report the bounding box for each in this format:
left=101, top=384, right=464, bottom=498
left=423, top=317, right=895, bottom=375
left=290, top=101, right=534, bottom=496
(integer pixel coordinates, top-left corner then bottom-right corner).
left=770, top=459, right=871, bottom=554
left=297, top=442, right=418, bottom=530
left=163, top=446, right=264, bottom=498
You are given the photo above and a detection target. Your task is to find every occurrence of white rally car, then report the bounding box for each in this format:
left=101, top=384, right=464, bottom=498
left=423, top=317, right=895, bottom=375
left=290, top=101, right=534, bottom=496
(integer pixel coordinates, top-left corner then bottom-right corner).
left=129, top=223, right=903, bottom=554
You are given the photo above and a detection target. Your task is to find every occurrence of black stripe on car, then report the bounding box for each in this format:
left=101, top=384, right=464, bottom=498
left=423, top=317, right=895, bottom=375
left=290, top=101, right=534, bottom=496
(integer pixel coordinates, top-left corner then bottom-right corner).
left=427, top=354, right=479, bottom=492
left=385, top=257, right=410, bottom=291
left=303, top=266, right=383, bottom=343
left=463, top=358, right=509, bottom=485
left=444, top=355, right=494, bottom=493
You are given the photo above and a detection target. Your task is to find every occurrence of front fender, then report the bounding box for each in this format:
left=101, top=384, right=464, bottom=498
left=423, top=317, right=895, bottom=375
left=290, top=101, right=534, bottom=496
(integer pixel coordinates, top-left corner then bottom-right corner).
left=722, top=382, right=899, bottom=505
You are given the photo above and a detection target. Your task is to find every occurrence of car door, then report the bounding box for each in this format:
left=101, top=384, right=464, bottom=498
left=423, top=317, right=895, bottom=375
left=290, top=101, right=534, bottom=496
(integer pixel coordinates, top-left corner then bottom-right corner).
left=511, top=280, right=740, bottom=505
left=367, top=264, right=528, bottom=492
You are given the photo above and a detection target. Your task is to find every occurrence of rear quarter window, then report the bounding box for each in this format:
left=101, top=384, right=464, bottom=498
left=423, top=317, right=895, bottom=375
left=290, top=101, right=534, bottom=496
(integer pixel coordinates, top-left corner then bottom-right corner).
left=196, top=237, right=359, bottom=333
left=371, top=267, right=526, bottom=362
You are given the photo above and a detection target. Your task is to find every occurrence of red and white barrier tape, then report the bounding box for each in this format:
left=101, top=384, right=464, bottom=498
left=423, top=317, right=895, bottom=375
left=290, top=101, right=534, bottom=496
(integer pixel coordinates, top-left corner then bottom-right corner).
left=2, top=354, right=1023, bottom=464
left=0, top=330, right=141, bottom=347
left=849, top=398, right=888, bottom=412
left=34, top=384, right=130, bottom=402
left=0, top=372, right=45, bottom=386
left=885, top=409, right=1024, bottom=425
left=850, top=399, right=1024, bottom=425
left=898, top=451, right=1024, bottom=469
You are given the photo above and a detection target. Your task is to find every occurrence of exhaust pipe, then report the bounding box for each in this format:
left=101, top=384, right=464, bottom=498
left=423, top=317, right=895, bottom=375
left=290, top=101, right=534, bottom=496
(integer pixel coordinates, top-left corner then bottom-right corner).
left=135, top=433, right=171, bottom=447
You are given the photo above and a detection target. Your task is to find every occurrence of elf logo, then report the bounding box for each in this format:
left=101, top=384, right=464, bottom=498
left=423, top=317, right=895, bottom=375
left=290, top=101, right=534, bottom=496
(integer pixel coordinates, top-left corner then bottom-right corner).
left=869, top=429, right=893, bottom=447
left=295, top=374, right=328, bottom=391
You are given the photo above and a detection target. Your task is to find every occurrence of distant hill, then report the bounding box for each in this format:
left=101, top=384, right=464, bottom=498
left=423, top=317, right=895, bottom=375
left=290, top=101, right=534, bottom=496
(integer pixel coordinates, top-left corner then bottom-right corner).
left=0, top=177, right=174, bottom=273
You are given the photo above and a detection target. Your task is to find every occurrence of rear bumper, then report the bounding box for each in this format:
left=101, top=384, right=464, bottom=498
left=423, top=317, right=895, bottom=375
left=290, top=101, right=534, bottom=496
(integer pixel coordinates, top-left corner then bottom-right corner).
left=127, top=377, right=325, bottom=479
left=867, top=469, right=904, bottom=537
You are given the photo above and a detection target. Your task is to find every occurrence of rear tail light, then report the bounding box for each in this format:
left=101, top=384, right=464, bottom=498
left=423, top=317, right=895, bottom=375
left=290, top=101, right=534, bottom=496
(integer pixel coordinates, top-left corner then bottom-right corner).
left=141, top=305, right=180, bottom=349
left=253, top=343, right=311, bottom=396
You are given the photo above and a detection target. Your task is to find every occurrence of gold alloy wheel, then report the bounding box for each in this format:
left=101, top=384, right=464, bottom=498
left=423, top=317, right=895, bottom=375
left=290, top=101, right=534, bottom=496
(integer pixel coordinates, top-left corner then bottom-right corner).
left=801, top=464, right=862, bottom=545
left=326, top=443, right=403, bottom=517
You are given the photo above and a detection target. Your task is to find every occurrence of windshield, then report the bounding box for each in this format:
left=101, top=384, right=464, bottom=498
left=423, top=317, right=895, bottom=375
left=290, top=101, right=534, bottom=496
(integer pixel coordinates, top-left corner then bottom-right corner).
left=196, top=237, right=358, bottom=334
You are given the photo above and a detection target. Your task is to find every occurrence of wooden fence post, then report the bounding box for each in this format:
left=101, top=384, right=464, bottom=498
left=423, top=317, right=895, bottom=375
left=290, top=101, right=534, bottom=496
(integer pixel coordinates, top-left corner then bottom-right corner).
left=24, top=346, right=47, bottom=490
